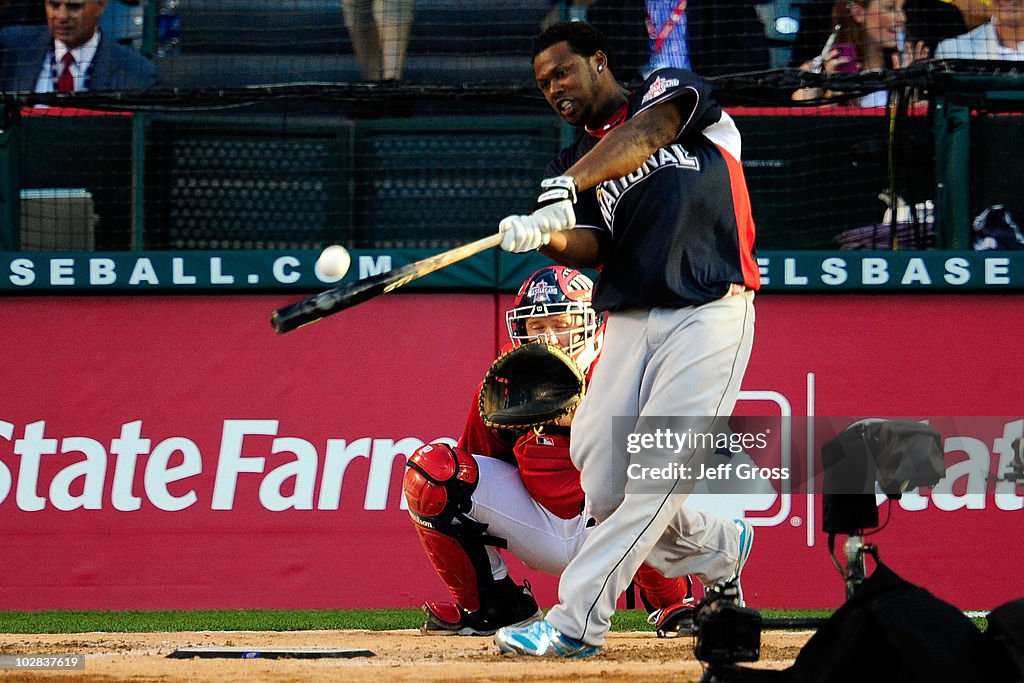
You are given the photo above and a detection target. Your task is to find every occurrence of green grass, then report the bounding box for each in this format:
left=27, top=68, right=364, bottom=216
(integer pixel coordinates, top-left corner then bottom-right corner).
left=0, top=608, right=838, bottom=635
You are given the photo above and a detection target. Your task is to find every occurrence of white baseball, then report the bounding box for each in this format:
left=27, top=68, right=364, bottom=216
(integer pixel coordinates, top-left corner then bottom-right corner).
left=316, top=244, right=351, bottom=280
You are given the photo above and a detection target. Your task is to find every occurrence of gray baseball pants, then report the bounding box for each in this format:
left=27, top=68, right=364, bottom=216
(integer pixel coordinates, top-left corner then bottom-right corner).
left=547, top=289, right=756, bottom=646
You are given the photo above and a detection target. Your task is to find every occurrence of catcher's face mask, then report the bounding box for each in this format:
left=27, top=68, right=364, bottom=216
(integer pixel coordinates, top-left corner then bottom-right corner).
left=520, top=311, right=592, bottom=350
left=506, top=266, right=603, bottom=368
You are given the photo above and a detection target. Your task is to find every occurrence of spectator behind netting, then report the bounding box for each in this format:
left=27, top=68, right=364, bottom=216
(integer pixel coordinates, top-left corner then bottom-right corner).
left=637, top=0, right=776, bottom=78
left=950, top=0, right=995, bottom=30
left=543, top=0, right=770, bottom=81
left=793, top=0, right=964, bottom=66
left=0, top=0, right=156, bottom=93
left=935, top=0, right=1024, bottom=60
left=341, top=0, right=415, bottom=82
left=792, top=0, right=929, bottom=107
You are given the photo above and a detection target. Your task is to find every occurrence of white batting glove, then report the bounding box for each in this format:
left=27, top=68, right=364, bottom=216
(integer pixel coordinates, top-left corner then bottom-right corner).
left=497, top=175, right=579, bottom=253
left=499, top=214, right=551, bottom=253
left=530, top=199, right=576, bottom=233
left=534, top=175, right=578, bottom=232
left=538, top=175, right=578, bottom=205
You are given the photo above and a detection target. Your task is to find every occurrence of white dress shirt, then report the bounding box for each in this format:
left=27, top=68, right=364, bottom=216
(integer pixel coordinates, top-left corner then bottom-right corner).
left=34, top=30, right=102, bottom=93
left=935, top=21, right=1024, bottom=61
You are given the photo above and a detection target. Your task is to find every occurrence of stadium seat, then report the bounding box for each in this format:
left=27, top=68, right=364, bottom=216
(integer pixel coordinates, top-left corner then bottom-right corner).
left=160, top=0, right=552, bottom=87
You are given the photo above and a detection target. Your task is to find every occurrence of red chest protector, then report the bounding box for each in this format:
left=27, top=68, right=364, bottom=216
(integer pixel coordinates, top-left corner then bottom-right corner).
left=512, top=430, right=583, bottom=520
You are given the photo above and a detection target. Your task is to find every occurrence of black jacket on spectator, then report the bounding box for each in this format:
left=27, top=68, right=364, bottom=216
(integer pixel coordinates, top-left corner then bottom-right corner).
left=686, top=0, right=771, bottom=78
left=904, top=0, right=966, bottom=54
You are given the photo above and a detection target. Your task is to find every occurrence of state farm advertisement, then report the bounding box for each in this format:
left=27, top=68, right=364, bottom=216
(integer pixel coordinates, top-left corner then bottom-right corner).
left=2, top=293, right=1022, bottom=611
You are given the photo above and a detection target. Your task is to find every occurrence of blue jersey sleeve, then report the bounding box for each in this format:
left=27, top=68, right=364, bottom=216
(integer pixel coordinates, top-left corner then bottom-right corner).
left=633, top=68, right=721, bottom=140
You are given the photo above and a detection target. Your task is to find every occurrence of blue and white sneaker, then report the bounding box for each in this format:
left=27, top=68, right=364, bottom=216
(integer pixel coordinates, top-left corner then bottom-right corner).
left=495, top=619, right=601, bottom=658
left=732, top=518, right=754, bottom=606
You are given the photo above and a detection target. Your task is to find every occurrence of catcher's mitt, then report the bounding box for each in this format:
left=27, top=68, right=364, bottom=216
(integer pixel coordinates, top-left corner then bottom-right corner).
left=479, top=342, right=585, bottom=430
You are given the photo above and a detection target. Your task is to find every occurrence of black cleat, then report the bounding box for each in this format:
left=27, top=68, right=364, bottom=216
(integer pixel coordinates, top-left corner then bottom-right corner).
left=421, top=579, right=542, bottom=636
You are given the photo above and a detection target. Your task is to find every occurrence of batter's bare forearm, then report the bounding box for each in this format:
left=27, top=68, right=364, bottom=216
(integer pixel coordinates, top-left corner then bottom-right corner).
left=566, top=97, right=692, bottom=190
left=540, top=229, right=605, bottom=269
left=566, top=127, right=660, bottom=190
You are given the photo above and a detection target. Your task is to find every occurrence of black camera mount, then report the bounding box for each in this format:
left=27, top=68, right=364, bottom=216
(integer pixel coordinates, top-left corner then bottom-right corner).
left=694, top=579, right=763, bottom=683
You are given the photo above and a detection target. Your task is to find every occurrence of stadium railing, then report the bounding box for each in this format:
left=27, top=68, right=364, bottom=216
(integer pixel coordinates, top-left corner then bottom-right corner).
left=2, top=2, right=1023, bottom=293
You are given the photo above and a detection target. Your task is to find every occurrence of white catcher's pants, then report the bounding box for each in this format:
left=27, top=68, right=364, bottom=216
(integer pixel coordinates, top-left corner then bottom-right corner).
left=469, top=455, right=589, bottom=580
left=547, top=290, right=756, bottom=646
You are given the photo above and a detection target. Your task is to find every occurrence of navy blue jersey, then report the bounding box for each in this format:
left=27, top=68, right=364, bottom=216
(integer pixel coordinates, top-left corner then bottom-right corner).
left=546, top=68, right=760, bottom=311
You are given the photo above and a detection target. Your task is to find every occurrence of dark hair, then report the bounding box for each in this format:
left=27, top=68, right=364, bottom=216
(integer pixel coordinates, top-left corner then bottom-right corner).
left=831, top=0, right=868, bottom=65
left=531, top=20, right=610, bottom=63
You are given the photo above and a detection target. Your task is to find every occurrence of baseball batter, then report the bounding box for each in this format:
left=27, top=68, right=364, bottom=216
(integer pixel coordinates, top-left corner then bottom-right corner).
left=494, top=21, right=760, bottom=657
left=403, top=266, right=694, bottom=637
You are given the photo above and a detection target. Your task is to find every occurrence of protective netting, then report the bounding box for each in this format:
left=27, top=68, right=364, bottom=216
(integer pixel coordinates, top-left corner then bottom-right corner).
left=2, top=0, right=1023, bottom=252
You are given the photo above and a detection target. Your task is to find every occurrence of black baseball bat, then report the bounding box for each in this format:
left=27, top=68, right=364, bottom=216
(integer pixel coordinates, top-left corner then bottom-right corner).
left=271, top=232, right=503, bottom=334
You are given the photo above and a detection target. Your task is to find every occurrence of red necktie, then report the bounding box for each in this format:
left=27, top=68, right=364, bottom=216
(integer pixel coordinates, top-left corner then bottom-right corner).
left=57, top=52, right=75, bottom=92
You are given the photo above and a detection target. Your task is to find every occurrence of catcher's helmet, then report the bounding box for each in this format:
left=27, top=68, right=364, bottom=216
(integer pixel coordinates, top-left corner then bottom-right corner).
left=506, top=266, right=603, bottom=369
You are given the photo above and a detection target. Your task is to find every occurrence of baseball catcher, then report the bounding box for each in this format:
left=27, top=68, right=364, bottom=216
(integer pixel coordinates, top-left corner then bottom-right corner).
left=403, top=266, right=694, bottom=636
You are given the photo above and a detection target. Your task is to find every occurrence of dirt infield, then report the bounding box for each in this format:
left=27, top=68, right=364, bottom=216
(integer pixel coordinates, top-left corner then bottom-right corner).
left=0, top=629, right=812, bottom=682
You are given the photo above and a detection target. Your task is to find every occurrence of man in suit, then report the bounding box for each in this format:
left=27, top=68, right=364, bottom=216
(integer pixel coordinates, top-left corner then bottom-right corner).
left=0, top=0, right=156, bottom=92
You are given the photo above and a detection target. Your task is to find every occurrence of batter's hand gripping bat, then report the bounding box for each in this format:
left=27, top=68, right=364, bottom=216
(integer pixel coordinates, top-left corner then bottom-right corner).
left=271, top=232, right=503, bottom=334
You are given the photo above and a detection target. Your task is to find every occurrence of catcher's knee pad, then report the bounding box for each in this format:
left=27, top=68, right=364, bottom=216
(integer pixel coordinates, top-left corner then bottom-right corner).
left=404, top=442, right=479, bottom=527
left=404, top=443, right=495, bottom=612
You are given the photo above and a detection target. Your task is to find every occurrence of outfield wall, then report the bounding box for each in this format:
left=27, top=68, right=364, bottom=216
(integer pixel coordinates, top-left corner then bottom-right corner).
left=1, top=293, right=1022, bottom=611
